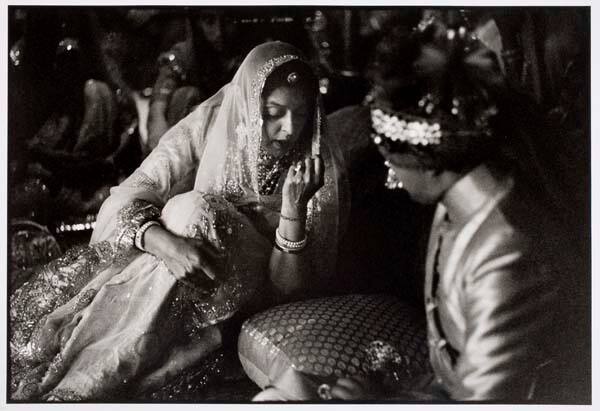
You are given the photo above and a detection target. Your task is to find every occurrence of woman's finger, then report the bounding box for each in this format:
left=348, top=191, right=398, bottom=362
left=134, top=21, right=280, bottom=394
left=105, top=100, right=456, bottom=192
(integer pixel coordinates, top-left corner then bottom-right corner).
left=286, top=165, right=295, bottom=181
left=295, top=169, right=304, bottom=184
left=304, top=156, right=312, bottom=184
left=293, top=160, right=304, bottom=174
left=198, top=240, right=224, bottom=260
left=197, top=258, right=218, bottom=281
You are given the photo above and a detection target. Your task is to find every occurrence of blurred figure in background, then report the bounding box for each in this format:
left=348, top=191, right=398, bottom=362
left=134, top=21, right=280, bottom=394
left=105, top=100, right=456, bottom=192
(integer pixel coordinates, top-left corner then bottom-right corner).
left=146, top=8, right=243, bottom=154
left=8, top=7, right=184, bottom=284
left=10, top=9, right=120, bottom=222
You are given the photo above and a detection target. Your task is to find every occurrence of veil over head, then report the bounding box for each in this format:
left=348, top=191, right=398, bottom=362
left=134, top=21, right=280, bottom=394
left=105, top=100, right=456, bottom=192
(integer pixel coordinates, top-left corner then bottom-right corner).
left=193, top=41, right=322, bottom=199
left=191, top=41, right=348, bottom=281
left=91, top=41, right=348, bottom=285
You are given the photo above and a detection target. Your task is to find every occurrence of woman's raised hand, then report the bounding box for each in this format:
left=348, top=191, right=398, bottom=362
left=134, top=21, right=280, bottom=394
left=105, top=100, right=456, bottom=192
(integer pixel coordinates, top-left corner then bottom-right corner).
left=281, top=155, right=324, bottom=217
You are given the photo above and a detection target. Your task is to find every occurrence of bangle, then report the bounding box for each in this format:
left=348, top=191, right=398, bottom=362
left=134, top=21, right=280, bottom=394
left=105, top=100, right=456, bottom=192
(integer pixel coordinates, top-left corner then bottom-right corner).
left=135, top=220, right=161, bottom=251
left=275, top=228, right=307, bottom=252
left=273, top=241, right=304, bottom=254
left=279, top=213, right=304, bottom=223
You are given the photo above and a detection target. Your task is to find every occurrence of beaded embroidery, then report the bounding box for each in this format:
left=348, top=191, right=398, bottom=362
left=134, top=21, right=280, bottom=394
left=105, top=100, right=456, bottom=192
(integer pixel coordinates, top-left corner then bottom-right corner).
left=128, top=171, right=159, bottom=191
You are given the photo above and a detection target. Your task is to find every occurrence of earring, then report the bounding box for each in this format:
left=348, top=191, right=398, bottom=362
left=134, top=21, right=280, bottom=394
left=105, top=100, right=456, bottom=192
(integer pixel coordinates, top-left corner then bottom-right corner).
left=384, top=161, right=404, bottom=190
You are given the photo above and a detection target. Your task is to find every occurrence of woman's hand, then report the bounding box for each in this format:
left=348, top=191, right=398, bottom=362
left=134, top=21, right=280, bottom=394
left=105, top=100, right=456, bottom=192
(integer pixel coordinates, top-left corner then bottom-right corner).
left=144, top=225, right=224, bottom=288
left=281, top=155, right=324, bottom=217
left=269, top=155, right=323, bottom=298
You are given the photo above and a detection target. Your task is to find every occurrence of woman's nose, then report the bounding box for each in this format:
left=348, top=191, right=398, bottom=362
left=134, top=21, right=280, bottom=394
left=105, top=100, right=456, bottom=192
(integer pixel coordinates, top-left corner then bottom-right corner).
left=280, top=110, right=294, bottom=137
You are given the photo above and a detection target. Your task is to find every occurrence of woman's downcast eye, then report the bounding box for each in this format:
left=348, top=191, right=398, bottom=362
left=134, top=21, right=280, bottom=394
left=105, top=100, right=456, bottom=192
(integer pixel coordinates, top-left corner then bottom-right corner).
left=264, top=106, right=283, bottom=119
left=263, top=106, right=308, bottom=122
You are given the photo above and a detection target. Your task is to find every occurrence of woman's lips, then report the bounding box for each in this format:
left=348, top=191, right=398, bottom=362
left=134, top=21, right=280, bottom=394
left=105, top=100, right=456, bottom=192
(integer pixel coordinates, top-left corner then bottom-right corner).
left=271, top=140, right=287, bottom=151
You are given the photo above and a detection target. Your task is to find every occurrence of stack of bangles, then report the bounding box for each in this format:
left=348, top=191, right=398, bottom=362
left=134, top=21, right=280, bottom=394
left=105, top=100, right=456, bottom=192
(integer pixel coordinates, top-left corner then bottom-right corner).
left=135, top=220, right=161, bottom=252
left=275, top=228, right=307, bottom=254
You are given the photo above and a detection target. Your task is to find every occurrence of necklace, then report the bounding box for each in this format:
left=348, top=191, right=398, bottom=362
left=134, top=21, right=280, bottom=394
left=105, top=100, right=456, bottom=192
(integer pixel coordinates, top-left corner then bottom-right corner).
left=257, top=147, right=296, bottom=195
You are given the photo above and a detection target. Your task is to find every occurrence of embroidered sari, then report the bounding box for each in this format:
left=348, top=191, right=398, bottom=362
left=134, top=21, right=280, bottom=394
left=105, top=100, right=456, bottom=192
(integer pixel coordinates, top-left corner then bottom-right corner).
left=9, top=41, right=349, bottom=401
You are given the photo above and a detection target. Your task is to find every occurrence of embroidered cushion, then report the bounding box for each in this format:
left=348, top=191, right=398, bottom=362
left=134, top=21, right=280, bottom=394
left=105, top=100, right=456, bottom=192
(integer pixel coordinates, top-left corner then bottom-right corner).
left=238, top=294, right=431, bottom=394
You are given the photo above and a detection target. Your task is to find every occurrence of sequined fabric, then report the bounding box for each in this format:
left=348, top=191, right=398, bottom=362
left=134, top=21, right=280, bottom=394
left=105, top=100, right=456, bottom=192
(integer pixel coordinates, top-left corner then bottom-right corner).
left=239, top=294, right=432, bottom=392
left=364, top=340, right=430, bottom=393
left=128, top=170, right=160, bottom=192
left=9, top=241, right=114, bottom=394
left=144, top=350, right=228, bottom=401
left=10, top=221, right=62, bottom=291
left=9, top=191, right=271, bottom=401
left=163, top=192, right=272, bottom=329
left=114, top=199, right=161, bottom=254
left=256, top=147, right=298, bottom=196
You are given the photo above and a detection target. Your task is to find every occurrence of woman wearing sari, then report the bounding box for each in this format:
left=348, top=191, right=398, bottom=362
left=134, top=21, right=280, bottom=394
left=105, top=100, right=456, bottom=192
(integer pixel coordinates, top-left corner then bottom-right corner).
left=9, top=41, right=349, bottom=401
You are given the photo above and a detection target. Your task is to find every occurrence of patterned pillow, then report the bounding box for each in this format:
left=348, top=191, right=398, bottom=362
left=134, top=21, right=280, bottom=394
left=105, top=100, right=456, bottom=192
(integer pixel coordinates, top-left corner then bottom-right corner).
left=238, top=294, right=431, bottom=395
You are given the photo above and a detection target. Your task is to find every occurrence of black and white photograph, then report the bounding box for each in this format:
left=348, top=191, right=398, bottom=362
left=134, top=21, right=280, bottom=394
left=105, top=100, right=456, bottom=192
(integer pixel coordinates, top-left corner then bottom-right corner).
left=3, top=2, right=593, bottom=406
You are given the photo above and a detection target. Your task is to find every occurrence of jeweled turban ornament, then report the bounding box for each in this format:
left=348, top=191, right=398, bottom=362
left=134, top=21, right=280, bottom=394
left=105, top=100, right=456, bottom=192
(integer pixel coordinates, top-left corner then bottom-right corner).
left=370, top=11, right=502, bottom=179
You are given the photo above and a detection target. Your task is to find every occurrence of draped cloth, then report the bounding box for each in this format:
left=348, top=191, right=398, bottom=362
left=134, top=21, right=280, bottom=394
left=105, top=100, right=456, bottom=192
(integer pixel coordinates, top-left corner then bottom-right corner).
left=9, top=41, right=349, bottom=401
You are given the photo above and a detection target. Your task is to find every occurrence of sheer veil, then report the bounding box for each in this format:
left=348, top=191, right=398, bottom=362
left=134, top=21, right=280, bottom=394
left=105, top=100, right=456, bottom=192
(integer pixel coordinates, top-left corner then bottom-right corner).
left=192, top=41, right=349, bottom=280
left=91, top=41, right=348, bottom=284
left=194, top=41, right=319, bottom=198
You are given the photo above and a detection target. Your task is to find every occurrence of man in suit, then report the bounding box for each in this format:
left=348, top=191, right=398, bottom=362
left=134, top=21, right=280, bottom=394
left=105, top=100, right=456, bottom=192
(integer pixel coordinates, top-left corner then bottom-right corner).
left=330, top=11, right=580, bottom=402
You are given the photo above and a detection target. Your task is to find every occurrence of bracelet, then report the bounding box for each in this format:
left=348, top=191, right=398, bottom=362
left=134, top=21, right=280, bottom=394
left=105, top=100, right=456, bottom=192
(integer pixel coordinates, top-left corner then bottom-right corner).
left=275, top=228, right=307, bottom=252
left=135, top=220, right=161, bottom=251
left=279, top=213, right=304, bottom=223
left=273, top=241, right=304, bottom=254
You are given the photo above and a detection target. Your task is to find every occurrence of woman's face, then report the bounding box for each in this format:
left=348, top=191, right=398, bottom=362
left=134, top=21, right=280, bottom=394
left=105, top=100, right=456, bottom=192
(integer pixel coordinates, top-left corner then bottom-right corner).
left=261, top=86, right=311, bottom=158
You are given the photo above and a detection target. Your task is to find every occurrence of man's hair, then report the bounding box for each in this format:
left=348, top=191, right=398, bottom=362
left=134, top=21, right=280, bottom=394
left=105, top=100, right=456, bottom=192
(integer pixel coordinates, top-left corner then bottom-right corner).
left=369, top=10, right=507, bottom=173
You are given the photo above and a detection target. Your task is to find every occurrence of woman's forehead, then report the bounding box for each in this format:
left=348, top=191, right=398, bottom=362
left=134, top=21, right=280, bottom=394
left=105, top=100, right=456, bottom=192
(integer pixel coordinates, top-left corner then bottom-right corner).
left=263, top=86, right=309, bottom=109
